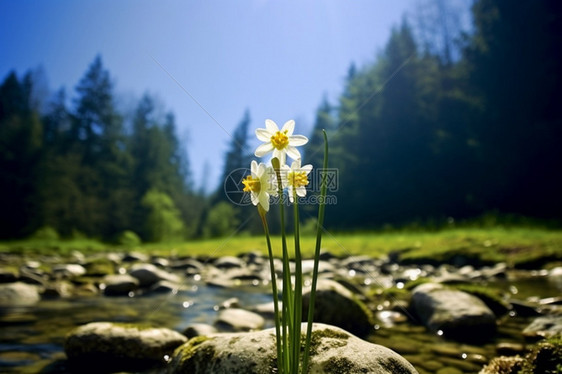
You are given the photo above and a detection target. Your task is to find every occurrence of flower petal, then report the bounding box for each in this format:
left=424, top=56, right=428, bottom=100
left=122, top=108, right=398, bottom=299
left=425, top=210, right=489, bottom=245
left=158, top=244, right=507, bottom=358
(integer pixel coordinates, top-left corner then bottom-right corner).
left=264, top=167, right=277, bottom=193
left=256, top=128, right=272, bottom=142
left=250, top=160, right=258, bottom=176
left=281, top=120, right=295, bottom=136
left=259, top=191, right=270, bottom=212
left=296, top=186, right=307, bottom=197
left=257, top=162, right=266, bottom=178
left=301, top=164, right=313, bottom=174
left=273, top=148, right=286, bottom=166
left=289, top=135, right=308, bottom=146
left=288, top=187, right=295, bottom=203
left=290, top=159, right=301, bottom=170
left=255, top=142, right=274, bottom=157
left=250, top=192, right=259, bottom=206
left=286, top=146, right=301, bottom=161
left=265, top=119, right=279, bottom=133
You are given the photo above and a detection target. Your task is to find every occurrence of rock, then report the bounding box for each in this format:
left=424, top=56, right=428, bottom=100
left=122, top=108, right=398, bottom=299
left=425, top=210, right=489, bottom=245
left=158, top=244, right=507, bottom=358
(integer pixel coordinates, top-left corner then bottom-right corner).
left=217, top=297, right=240, bottom=310
left=301, top=259, right=335, bottom=274
left=152, top=257, right=170, bottom=268
left=148, top=280, right=182, bottom=294
left=170, top=259, right=205, bottom=273
left=64, top=322, right=187, bottom=372
left=549, top=266, right=562, bottom=289
left=101, top=274, right=139, bottom=296
left=168, top=323, right=419, bottom=374
left=303, top=279, right=374, bottom=337
left=42, top=281, right=74, bottom=298
left=496, top=342, right=526, bottom=356
left=214, top=256, right=245, bottom=269
left=248, top=301, right=280, bottom=318
left=510, top=299, right=541, bottom=317
left=411, top=283, right=496, bottom=341
left=479, top=356, right=526, bottom=374
left=18, top=267, right=48, bottom=286
left=0, top=282, right=40, bottom=306
left=129, top=263, right=180, bottom=287
left=0, top=268, right=18, bottom=283
left=83, top=256, right=117, bottom=276
left=182, top=323, right=218, bottom=339
left=122, top=251, right=149, bottom=262
left=523, top=315, right=562, bottom=339
left=52, top=264, right=87, bottom=279
left=214, top=308, right=265, bottom=332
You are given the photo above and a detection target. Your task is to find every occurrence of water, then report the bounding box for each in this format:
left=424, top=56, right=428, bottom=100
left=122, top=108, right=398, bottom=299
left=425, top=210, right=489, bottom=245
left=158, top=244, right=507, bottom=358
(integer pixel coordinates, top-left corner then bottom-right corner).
left=0, top=275, right=559, bottom=373
left=0, top=282, right=272, bottom=373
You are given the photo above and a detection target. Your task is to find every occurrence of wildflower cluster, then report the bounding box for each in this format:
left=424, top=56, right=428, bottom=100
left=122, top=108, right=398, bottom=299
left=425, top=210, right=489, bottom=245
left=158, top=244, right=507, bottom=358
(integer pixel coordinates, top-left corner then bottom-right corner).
left=243, top=119, right=312, bottom=211
left=239, top=119, right=329, bottom=374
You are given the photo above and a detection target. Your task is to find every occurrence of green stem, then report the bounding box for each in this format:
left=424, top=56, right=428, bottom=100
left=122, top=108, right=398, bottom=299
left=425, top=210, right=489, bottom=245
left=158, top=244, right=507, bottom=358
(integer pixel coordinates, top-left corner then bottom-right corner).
left=258, top=207, right=282, bottom=373
left=302, top=130, right=329, bottom=373
left=272, top=157, right=293, bottom=372
left=293, top=191, right=303, bottom=373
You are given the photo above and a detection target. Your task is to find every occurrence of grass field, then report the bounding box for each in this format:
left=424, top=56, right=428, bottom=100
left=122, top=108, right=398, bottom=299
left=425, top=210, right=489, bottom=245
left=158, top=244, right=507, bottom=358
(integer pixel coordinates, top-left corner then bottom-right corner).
left=2, top=227, right=562, bottom=267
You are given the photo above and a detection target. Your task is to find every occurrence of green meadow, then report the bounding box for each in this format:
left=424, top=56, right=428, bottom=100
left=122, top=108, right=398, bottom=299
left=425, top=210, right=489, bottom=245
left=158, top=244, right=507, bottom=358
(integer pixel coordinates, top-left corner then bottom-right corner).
left=3, top=227, right=561, bottom=268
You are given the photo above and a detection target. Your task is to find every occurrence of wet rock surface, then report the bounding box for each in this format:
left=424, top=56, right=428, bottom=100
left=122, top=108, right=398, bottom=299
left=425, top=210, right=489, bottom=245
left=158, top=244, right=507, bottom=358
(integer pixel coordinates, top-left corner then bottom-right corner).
left=0, top=282, right=40, bottom=306
left=168, top=323, right=419, bottom=374
left=64, top=322, right=187, bottom=372
left=411, top=283, right=497, bottom=341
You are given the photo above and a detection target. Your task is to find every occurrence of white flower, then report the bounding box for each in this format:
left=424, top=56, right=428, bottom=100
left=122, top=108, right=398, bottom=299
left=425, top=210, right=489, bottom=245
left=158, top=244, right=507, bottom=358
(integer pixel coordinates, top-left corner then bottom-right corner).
left=242, top=160, right=278, bottom=211
left=255, top=119, right=308, bottom=165
left=281, top=159, right=313, bottom=203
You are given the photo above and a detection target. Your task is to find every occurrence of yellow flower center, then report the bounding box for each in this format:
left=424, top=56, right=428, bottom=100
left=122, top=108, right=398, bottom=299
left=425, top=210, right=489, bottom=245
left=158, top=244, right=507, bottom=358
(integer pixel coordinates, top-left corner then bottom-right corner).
left=288, top=171, right=309, bottom=188
left=271, top=130, right=289, bottom=150
left=242, top=175, right=261, bottom=193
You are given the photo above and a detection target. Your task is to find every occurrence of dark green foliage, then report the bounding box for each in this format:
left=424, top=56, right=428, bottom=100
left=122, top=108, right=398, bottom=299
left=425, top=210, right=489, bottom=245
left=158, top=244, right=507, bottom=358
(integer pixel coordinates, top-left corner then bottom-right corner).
left=202, top=202, right=240, bottom=238
left=0, top=57, right=202, bottom=241
left=321, top=0, right=562, bottom=230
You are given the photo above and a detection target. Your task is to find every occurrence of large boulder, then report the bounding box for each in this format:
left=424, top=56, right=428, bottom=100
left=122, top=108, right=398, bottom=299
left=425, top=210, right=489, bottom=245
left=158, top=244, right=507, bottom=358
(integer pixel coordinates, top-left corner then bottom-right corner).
left=167, top=323, right=419, bottom=374
left=0, top=282, right=40, bottom=306
left=411, top=283, right=496, bottom=341
left=302, top=279, right=374, bottom=337
left=64, top=322, right=187, bottom=372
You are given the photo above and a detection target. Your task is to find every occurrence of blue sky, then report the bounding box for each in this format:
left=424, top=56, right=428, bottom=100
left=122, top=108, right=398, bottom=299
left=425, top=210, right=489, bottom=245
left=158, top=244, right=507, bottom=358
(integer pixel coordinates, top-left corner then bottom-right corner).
left=1, top=1, right=415, bottom=192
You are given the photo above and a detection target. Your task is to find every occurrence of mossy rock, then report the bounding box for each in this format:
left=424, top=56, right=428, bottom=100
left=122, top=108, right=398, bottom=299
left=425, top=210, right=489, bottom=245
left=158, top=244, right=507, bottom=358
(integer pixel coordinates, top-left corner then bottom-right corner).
left=64, top=322, right=187, bottom=372
left=168, top=323, right=419, bottom=373
left=302, top=279, right=375, bottom=337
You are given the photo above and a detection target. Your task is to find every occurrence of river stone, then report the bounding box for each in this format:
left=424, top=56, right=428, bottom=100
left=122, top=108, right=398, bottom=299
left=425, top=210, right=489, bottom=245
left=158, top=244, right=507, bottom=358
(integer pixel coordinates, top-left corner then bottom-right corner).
left=303, top=279, right=374, bottom=337
left=52, top=264, right=87, bottom=278
left=101, top=274, right=139, bottom=296
left=182, top=323, right=218, bottom=339
left=214, top=256, right=245, bottom=269
left=0, top=282, right=40, bottom=306
left=214, top=308, right=265, bottom=332
left=522, top=315, right=562, bottom=339
left=168, top=323, right=419, bottom=374
left=479, top=356, right=526, bottom=374
left=411, top=283, right=496, bottom=341
left=129, top=263, right=180, bottom=287
left=64, top=322, right=187, bottom=372
left=0, top=268, right=18, bottom=283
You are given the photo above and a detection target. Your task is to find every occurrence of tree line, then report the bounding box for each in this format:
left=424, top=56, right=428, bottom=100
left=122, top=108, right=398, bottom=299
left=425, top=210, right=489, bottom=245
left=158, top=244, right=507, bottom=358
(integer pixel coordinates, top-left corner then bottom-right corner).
left=1, top=0, right=561, bottom=242
left=0, top=56, right=204, bottom=242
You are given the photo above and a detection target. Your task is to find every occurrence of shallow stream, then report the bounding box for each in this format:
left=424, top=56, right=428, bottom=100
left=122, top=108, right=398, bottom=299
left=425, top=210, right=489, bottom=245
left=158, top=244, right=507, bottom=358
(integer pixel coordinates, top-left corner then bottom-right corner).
left=0, top=273, right=560, bottom=373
